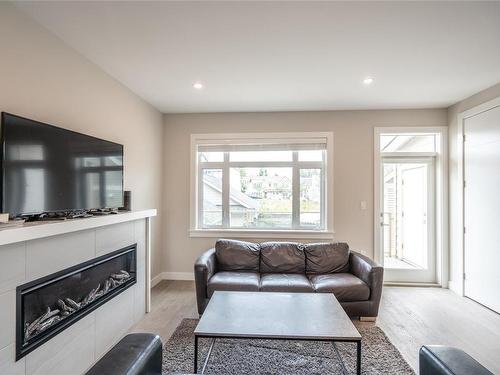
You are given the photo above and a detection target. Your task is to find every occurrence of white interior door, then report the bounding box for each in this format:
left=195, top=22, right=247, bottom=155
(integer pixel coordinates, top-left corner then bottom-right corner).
left=464, top=104, right=500, bottom=313
left=381, top=158, right=436, bottom=283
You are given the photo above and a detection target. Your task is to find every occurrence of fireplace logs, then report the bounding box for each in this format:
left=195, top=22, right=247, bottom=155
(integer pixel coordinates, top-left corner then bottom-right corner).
left=24, top=269, right=132, bottom=341
left=16, top=245, right=137, bottom=361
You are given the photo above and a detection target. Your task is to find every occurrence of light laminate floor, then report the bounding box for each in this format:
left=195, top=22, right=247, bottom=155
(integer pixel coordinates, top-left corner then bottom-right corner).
left=132, top=281, right=500, bottom=373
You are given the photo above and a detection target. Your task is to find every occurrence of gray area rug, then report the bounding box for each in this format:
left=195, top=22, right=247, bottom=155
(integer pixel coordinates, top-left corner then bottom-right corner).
left=163, top=319, right=414, bottom=375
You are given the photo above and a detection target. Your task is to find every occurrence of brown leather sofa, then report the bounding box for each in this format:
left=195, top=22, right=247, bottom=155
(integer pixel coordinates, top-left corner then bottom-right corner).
left=194, top=239, right=384, bottom=319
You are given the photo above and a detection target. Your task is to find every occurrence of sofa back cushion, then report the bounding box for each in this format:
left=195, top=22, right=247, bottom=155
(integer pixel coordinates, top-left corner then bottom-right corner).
left=260, top=242, right=306, bottom=273
left=304, top=242, right=350, bottom=274
left=215, top=239, right=260, bottom=272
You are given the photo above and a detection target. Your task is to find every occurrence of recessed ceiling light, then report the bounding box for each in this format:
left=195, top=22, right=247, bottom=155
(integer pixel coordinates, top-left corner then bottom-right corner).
left=193, top=82, right=204, bottom=90
left=363, top=77, right=374, bottom=85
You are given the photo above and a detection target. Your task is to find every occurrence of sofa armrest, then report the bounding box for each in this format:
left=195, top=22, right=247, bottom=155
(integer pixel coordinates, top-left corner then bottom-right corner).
left=85, top=333, right=162, bottom=375
left=194, top=247, right=217, bottom=314
left=349, top=251, right=384, bottom=314
left=419, top=345, right=493, bottom=375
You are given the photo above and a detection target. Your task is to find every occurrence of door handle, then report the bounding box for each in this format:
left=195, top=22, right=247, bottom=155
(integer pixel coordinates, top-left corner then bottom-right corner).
left=380, top=212, right=391, bottom=227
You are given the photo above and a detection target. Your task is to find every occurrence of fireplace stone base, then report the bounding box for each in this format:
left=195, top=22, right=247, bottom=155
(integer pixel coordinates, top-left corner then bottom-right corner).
left=0, top=210, right=155, bottom=375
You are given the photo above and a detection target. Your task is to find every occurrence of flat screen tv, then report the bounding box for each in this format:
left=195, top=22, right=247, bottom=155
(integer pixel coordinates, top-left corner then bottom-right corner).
left=1, top=113, right=124, bottom=218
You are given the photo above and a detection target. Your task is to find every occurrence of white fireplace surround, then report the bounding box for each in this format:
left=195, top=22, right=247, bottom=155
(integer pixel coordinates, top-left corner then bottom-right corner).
left=0, top=209, right=156, bottom=375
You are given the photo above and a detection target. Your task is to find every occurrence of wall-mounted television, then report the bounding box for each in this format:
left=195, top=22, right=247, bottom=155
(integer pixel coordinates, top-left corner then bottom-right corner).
left=1, top=113, right=124, bottom=218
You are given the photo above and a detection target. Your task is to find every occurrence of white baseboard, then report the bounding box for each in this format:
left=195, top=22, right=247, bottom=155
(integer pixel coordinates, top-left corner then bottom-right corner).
left=151, top=273, right=165, bottom=287
left=384, top=282, right=441, bottom=287
left=448, top=280, right=463, bottom=295
left=164, top=272, right=195, bottom=281
left=151, top=271, right=194, bottom=287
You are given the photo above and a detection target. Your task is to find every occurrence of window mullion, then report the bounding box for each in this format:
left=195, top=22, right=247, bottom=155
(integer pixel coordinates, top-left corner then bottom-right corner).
left=222, top=152, right=230, bottom=228
left=292, top=151, right=300, bottom=229
left=198, top=167, right=203, bottom=228
left=320, top=150, right=326, bottom=230
left=198, top=161, right=225, bottom=168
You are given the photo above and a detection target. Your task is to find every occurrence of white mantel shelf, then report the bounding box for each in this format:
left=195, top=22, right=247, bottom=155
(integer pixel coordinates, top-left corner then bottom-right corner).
left=0, top=209, right=157, bottom=246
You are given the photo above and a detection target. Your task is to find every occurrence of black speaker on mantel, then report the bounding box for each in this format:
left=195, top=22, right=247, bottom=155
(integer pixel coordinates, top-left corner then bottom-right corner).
left=122, top=191, right=132, bottom=211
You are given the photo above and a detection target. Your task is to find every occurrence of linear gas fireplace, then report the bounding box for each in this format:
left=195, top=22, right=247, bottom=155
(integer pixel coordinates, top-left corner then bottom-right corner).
left=16, top=244, right=137, bottom=360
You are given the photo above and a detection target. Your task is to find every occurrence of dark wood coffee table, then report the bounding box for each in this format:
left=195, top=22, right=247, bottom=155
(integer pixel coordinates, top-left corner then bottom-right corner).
left=194, top=291, right=362, bottom=374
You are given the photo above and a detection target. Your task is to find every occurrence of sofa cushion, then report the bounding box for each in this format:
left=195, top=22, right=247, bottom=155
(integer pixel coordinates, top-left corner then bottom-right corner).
left=260, top=242, right=306, bottom=273
left=260, top=273, right=313, bottom=292
left=304, top=242, right=350, bottom=274
left=309, top=273, right=370, bottom=302
left=207, top=271, right=260, bottom=297
left=215, top=239, right=260, bottom=272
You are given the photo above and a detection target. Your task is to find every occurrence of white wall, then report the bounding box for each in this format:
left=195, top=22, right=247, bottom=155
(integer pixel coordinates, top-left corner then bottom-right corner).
left=447, top=82, right=500, bottom=291
left=162, top=109, right=447, bottom=275
left=0, top=3, right=164, bottom=278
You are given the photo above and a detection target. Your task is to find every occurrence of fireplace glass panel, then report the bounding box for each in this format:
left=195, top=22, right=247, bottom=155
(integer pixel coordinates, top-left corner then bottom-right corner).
left=16, top=245, right=136, bottom=360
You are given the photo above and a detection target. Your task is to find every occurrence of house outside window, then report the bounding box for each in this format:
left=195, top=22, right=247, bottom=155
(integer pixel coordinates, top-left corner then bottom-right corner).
left=190, top=133, right=334, bottom=238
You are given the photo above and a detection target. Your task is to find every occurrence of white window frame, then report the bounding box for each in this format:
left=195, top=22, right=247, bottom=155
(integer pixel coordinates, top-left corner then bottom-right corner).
left=374, top=126, right=448, bottom=286
left=190, top=132, right=334, bottom=239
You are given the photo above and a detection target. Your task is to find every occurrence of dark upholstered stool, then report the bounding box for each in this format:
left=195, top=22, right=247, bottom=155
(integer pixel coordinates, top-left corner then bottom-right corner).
left=86, top=333, right=163, bottom=375
left=419, top=345, right=493, bottom=375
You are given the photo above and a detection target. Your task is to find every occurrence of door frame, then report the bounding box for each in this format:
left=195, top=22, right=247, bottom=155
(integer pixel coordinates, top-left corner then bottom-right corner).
left=381, top=157, right=436, bottom=283
left=374, top=127, right=448, bottom=286
left=454, top=96, right=500, bottom=296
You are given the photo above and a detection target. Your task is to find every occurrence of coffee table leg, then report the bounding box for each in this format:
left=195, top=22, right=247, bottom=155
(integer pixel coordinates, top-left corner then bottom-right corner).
left=201, top=338, right=216, bottom=374
left=356, top=340, right=361, bottom=375
left=194, top=335, right=198, bottom=373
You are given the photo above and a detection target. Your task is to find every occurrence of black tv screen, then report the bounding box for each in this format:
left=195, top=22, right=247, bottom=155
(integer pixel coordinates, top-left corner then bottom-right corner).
left=1, top=113, right=124, bottom=217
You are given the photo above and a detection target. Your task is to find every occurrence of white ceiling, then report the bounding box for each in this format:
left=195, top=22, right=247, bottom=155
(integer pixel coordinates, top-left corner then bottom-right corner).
left=15, top=1, right=500, bottom=113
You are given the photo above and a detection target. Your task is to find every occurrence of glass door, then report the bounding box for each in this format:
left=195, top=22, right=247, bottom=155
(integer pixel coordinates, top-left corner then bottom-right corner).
left=381, top=158, right=436, bottom=283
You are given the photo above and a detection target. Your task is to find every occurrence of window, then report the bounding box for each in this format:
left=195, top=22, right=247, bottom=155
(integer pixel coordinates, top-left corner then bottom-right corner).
left=380, top=134, right=437, bottom=153
left=191, top=133, right=333, bottom=235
